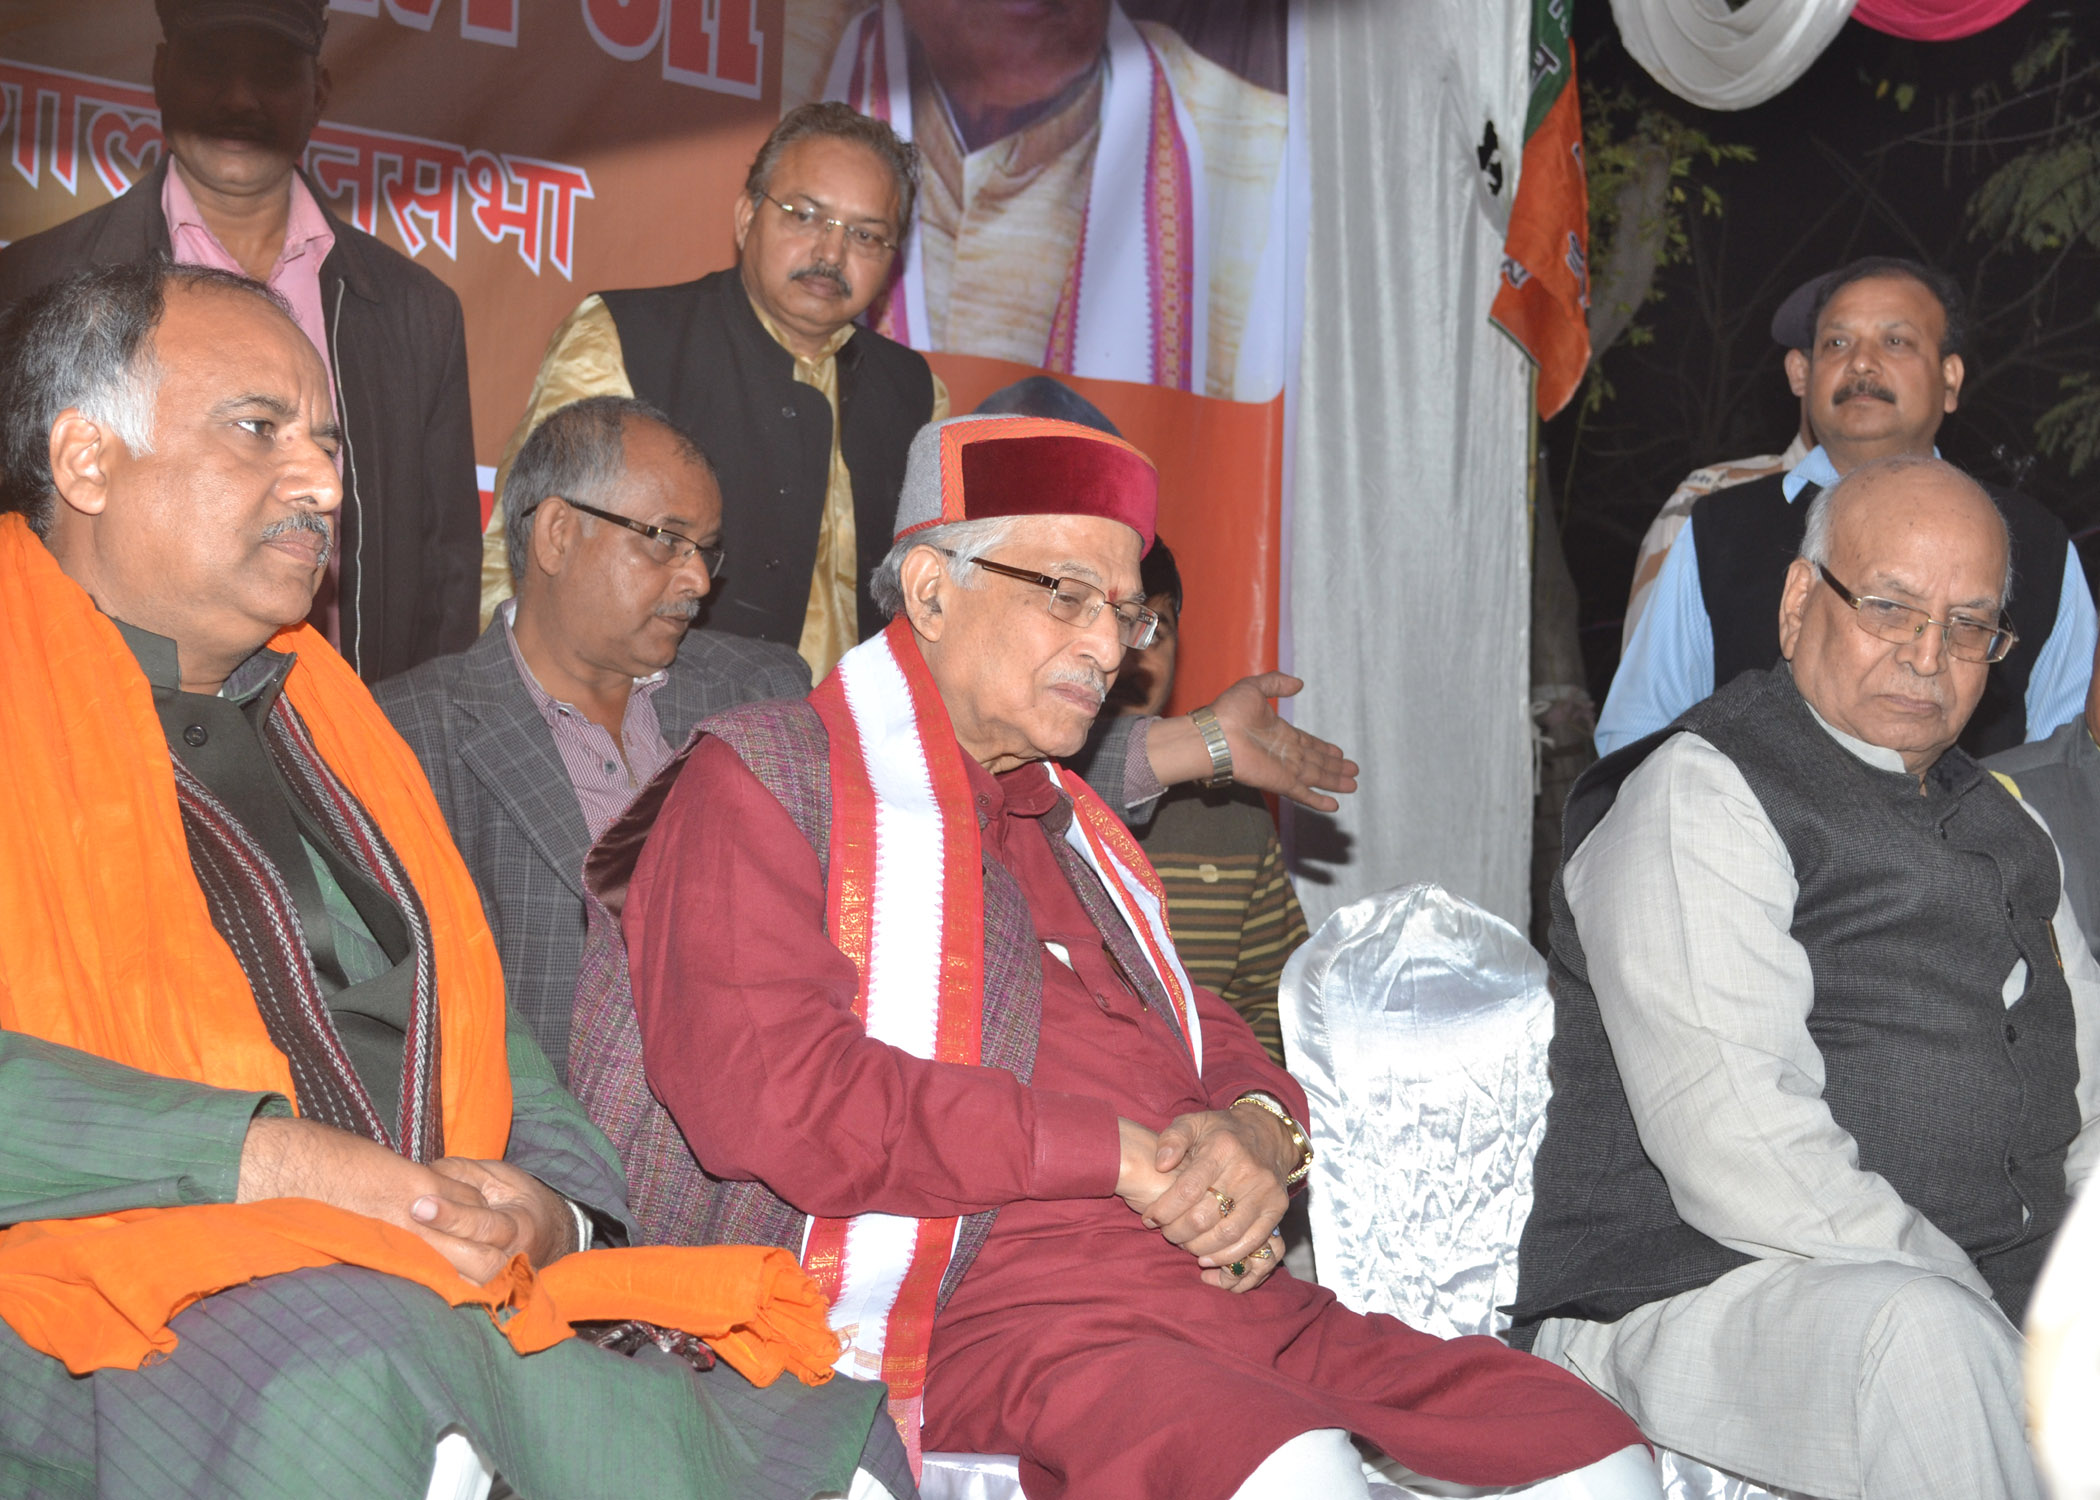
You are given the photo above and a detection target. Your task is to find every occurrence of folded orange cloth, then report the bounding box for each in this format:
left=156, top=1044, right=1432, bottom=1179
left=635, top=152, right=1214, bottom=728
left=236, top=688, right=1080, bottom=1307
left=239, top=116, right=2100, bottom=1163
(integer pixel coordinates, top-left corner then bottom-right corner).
left=0, top=1203, right=837, bottom=1385
left=0, top=516, right=836, bottom=1386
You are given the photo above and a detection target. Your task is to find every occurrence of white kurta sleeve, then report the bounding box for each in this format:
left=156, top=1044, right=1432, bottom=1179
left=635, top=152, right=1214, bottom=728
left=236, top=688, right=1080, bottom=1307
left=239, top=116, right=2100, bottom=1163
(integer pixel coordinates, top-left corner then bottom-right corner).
left=1564, top=732, right=1992, bottom=1296
left=2014, top=798, right=2100, bottom=1196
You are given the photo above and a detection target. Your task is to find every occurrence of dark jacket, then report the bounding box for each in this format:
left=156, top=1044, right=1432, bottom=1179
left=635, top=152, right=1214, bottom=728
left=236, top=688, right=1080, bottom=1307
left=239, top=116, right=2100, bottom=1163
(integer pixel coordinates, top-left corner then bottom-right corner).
left=597, top=269, right=936, bottom=648
left=372, top=615, right=808, bottom=1079
left=0, top=158, right=481, bottom=683
left=1511, top=665, right=2080, bottom=1341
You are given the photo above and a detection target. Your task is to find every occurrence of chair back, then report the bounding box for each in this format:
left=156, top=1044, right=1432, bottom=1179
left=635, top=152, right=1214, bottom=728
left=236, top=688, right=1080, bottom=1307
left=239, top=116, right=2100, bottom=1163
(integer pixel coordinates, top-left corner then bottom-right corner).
left=1278, top=882, right=1551, bottom=1340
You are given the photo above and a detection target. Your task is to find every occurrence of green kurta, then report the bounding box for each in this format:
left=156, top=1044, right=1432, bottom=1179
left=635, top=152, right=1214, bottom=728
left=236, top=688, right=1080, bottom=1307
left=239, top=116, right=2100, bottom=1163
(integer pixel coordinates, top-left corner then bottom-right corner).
left=0, top=627, right=902, bottom=1500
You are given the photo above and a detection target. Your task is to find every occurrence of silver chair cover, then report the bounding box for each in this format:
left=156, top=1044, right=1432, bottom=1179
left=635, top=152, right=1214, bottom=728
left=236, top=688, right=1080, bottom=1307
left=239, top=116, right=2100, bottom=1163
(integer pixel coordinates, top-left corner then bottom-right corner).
left=1279, top=884, right=1786, bottom=1500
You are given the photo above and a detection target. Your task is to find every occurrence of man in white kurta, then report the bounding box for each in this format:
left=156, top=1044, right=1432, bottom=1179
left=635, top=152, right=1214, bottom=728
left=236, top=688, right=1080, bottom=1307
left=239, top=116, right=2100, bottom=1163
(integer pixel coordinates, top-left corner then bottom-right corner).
left=1512, top=456, right=2100, bottom=1500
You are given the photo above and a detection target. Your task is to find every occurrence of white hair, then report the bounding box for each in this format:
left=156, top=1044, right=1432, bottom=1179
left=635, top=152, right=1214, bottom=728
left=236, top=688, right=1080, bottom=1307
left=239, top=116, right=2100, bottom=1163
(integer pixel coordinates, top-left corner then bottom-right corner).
left=1797, top=454, right=2013, bottom=607
left=868, top=515, right=1021, bottom=618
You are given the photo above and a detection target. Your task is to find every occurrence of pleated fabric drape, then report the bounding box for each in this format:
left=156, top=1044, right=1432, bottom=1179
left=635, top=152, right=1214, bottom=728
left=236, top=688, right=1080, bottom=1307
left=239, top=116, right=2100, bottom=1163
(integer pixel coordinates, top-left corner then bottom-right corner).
left=1610, top=0, right=1856, bottom=111
left=1289, top=0, right=1535, bottom=935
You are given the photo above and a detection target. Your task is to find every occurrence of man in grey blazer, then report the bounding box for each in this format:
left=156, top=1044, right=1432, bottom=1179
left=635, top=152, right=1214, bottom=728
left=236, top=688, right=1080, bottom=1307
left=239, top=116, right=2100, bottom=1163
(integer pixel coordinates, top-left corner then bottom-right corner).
left=378, top=397, right=807, bottom=1080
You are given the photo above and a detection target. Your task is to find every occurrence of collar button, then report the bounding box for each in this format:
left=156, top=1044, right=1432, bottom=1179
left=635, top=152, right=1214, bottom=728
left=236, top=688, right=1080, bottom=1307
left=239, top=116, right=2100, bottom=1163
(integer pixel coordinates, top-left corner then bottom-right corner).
left=182, top=724, right=208, bottom=747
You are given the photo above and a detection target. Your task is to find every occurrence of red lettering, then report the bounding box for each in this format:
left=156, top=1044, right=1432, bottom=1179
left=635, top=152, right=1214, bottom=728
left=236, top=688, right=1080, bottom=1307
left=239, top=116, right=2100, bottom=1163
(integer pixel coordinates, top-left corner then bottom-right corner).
left=461, top=0, right=519, bottom=45
left=581, top=0, right=663, bottom=61
left=663, top=0, right=762, bottom=97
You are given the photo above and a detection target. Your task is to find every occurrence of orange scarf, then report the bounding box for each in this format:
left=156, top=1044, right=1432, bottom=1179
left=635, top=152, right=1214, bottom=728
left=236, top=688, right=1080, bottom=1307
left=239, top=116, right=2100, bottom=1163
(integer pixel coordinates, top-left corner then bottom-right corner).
left=0, top=516, right=836, bottom=1385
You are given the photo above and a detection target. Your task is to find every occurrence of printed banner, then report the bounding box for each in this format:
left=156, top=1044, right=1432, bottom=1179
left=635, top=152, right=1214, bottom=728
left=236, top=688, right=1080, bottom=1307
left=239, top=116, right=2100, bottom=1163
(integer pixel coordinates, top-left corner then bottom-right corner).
left=0, top=0, right=1291, bottom=710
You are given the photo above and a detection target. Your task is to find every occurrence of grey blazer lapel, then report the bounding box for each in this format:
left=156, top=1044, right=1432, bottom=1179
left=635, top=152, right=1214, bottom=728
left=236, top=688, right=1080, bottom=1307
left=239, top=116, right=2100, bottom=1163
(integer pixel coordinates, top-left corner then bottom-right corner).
left=452, top=626, right=594, bottom=901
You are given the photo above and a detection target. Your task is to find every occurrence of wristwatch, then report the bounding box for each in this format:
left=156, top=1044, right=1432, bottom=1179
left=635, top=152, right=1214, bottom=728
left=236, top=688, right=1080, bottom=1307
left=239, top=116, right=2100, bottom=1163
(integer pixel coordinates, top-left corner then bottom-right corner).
left=1232, top=1091, right=1313, bottom=1188
left=1189, top=705, right=1234, bottom=788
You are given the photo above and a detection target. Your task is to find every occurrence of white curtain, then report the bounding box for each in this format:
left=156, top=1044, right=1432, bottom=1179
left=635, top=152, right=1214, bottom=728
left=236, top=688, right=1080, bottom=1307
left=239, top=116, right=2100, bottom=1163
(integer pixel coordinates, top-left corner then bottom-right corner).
left=1612, top=0, right=1858, bottom=111
left=1288, top=0, right=1535, bottom=936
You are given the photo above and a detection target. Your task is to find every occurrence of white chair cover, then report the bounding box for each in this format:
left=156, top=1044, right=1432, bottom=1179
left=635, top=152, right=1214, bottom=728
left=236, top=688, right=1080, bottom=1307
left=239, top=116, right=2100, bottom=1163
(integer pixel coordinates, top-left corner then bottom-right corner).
left=920, top=1452, right=1022, bottom=1500
left=1279, top=884, right=1787, bottom=1500
left=1279, top=882, right=1550, bottom=1338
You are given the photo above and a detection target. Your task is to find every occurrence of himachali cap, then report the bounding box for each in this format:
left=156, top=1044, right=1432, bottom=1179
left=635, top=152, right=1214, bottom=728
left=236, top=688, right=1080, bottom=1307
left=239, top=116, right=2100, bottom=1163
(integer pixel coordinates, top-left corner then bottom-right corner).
left=894, top=414, right=1159, bottom=554
left=157, top=0, right=329, bottom=55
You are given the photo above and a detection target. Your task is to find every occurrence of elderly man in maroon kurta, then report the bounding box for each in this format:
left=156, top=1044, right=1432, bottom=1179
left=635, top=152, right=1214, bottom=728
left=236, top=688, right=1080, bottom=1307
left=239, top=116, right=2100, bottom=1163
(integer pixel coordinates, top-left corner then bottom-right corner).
left=570, top=415, right=1656, bottom=1500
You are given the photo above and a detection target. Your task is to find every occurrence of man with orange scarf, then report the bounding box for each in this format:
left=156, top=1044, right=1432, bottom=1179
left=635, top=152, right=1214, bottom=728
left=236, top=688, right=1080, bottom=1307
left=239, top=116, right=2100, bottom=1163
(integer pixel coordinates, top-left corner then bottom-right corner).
left=0, top=262, right=909, bottom=1499
left=571, top=414, right=1660, bottom=1499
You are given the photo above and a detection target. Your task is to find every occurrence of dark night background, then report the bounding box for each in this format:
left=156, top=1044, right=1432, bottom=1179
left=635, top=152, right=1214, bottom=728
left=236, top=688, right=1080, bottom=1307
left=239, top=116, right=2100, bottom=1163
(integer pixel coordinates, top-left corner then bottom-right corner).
left=1550, top=2, right=2100, bottom=705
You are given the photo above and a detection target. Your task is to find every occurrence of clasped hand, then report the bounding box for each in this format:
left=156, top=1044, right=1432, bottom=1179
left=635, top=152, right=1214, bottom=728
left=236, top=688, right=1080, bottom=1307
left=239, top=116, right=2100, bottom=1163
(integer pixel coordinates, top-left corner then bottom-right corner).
left=238, top=1115, right=576, bottom=1285
left=1115, top=1108, right=1291, bottom=1293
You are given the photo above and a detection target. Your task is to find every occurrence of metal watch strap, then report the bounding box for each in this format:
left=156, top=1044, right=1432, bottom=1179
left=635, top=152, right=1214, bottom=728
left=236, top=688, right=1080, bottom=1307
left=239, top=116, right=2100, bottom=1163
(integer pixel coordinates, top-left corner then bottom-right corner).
left=1190, top=705, right=1234, bottom=787
left=1233, top=1090, right=1313, bottom=1187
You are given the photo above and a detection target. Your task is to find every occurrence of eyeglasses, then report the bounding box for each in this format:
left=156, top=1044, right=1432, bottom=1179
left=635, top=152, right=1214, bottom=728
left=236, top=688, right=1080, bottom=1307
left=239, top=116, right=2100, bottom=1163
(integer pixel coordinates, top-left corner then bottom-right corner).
left=523, top=496, right=727, bottom=578
left=757, top=192, right=899, bottom=257
left=945, top=550, right=1161, bottom=649
left=1818, top=564, right=2015, bottom=664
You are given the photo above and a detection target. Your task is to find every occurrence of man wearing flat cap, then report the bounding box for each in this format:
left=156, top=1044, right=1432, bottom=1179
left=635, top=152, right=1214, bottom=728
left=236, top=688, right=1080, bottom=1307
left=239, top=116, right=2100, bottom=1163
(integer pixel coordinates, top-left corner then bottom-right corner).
left=567, top=415, right=1660, bottom=1499
left=0, top=0, right=481, bottom=683
left=1599, top=256, right=2095, bottom=758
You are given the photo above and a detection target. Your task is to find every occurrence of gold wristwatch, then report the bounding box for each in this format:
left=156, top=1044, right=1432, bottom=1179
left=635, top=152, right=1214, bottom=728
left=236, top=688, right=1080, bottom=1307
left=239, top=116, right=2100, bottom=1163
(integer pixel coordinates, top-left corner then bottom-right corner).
left=1232, top=1090, right=1313, bottom=1187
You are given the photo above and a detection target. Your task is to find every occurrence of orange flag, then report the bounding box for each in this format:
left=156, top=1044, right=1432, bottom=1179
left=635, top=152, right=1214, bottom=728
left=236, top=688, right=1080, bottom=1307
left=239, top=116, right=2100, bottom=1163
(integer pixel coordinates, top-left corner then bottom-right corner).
left=1490, top=0, right=1592, bottom=419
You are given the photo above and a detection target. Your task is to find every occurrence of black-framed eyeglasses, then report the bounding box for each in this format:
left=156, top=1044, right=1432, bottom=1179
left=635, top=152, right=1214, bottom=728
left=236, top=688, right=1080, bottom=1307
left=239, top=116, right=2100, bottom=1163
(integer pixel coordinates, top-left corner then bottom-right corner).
left=942, top=550, right=1160, bottom=649
left=1817, top=564, right=2015, bottom=664
left=757, top=192, right=899, bottom=257
left=523, top=496, right=726, bottom=578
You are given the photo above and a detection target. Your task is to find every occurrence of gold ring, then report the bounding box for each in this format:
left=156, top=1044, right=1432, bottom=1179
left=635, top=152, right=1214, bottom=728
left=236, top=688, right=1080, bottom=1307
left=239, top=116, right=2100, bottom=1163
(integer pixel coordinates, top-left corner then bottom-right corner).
left=1252, top=1244, right=1274, bottom=1261
left=1212, top=1189, right=1235, bottom=1218
left=1226, top=1260, right=1248, bottom=1277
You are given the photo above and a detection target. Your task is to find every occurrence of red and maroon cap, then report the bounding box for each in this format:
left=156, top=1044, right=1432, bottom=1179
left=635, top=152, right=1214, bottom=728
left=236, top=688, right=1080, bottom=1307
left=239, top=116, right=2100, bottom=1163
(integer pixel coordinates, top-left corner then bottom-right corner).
left=893, top=415, right=1157, bottom=554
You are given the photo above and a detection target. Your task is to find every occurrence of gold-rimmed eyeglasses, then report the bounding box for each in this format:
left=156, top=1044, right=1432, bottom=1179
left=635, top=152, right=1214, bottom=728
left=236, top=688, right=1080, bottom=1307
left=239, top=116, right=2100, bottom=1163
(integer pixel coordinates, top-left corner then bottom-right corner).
left=944, top=550, right=1161, bottom=649
left=757, top=192, right=899, bottom=257
left=522, top=496, right=727, bottom=578
left=1817, top=564, right=2015, bottom=664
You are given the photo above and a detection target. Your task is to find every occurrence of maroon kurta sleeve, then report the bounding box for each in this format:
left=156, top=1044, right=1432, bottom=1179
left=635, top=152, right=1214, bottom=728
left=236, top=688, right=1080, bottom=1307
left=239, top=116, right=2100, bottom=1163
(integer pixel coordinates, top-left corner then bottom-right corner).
left=624, top=735, right=1123, bottom=1222
left=1192, top=984, right=1311, bottom=1126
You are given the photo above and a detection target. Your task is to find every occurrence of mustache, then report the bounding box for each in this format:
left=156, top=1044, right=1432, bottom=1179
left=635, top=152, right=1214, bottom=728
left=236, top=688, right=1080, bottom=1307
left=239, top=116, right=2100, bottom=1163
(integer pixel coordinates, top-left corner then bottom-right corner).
left=791, top=260, right=851, bottom=297
left=1047, top=666, right=1108, bottom=711
left=1834, top=377, right=1898, bottom=406
left=653, top=596, right=703, bottom=621
left=259, top=512, right=333, bottom=568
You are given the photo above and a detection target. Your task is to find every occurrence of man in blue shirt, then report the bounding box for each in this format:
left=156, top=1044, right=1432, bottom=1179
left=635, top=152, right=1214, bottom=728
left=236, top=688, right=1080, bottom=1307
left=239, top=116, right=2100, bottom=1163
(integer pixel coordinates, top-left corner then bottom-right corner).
left=1596, top=257, right=2095, bottom=757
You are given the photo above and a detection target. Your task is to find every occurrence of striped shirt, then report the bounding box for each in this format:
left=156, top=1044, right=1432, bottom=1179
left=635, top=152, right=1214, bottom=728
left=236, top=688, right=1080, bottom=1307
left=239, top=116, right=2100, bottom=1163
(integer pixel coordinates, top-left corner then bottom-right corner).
left=1132, top=784, right=1310, bottom=1065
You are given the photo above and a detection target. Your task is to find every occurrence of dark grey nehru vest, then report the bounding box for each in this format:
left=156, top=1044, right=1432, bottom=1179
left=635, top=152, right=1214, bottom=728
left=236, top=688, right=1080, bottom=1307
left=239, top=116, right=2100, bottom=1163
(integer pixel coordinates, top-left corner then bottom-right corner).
left=1509, top=665, right=2081, bottom=1342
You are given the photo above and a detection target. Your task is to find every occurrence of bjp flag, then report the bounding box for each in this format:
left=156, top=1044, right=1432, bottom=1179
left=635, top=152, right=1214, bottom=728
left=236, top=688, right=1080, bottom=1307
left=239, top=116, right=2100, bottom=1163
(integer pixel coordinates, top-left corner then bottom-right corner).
left=1491, top=0, right=1591, bottom=419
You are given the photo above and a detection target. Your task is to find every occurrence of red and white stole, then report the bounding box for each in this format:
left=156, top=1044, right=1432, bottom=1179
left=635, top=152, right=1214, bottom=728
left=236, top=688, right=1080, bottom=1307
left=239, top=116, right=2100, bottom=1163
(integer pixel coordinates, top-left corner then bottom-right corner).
left=804, top=620, right=1201, bottom=1464
left=824, top=0, right=1209, bottom=391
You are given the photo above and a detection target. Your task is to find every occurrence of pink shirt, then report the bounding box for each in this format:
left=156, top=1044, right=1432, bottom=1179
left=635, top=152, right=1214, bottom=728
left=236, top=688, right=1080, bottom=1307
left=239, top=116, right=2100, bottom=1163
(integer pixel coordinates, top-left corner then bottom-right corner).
left=163, top=165, right=342, bottom=639
left=162, top=165, right=337, bottom=389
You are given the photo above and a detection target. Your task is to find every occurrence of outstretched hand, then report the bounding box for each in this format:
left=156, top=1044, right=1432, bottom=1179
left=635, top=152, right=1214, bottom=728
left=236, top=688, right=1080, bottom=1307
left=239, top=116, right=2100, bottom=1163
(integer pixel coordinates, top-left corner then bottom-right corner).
left=1210, top=674, right=1358, bottom=812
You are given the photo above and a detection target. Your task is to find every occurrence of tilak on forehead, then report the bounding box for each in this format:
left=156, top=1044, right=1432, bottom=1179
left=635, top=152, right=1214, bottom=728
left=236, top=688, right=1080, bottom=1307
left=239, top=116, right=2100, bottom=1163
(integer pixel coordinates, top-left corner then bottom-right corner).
left=894, top=414, right=1159, bottom=554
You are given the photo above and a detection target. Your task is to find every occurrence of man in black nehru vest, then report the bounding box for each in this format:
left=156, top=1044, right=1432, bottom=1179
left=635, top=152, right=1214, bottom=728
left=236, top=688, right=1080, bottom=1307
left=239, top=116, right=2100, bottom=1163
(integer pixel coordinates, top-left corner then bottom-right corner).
left=1511, top=455, right=2100, bottom=1500
left=1595, top=257, right=2096, bottom=758
left=478, top=103, right=942, bottom=686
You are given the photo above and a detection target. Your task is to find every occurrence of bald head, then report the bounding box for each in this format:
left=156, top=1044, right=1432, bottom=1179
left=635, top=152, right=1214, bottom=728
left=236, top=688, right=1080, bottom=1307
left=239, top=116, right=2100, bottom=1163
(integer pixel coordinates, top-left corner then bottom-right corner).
left=1779, top=456, right=2011, bottom=773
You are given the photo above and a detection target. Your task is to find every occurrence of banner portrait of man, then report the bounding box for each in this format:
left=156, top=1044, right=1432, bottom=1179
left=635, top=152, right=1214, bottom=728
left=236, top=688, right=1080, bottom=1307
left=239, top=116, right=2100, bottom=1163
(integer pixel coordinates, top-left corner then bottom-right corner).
left=784, top=0, right=1290, bottom=402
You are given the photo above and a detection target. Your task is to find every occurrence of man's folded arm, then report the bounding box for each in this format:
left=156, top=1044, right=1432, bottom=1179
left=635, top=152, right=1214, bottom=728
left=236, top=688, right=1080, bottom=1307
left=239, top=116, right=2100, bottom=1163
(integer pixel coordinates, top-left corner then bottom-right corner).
left=0, top=1029, right=289, bottom=1225
left=500, top=1007, right=638, bottom=1247
left=1192, top=984, right=1307, bottom=1122
left=625, top=736, right=1123, bottom=1223
left=1567, top=734, right=1991, bottom=1294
